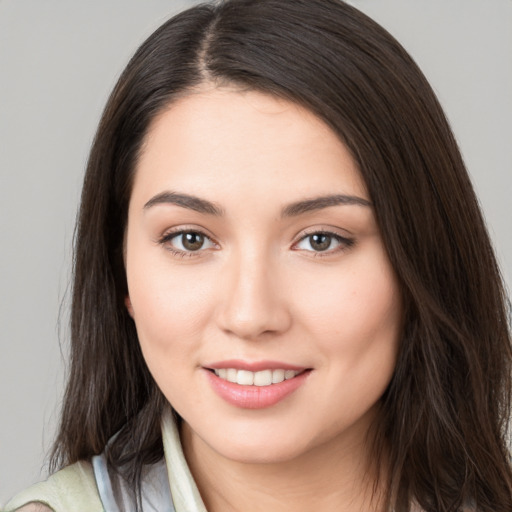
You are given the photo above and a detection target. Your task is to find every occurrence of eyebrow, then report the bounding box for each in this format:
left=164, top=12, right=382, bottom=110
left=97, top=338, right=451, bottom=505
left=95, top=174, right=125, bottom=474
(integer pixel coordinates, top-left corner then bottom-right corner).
left=144, top=191, right=225, bottom=216
left=281, top=194, right=372, bottom=217
left=143, top=191, right=371, bottom=217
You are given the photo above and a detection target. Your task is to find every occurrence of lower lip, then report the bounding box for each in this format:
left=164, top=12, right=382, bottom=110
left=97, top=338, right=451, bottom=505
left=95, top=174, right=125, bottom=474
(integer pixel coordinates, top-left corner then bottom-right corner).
left=204, top=369, right=311, bottom=409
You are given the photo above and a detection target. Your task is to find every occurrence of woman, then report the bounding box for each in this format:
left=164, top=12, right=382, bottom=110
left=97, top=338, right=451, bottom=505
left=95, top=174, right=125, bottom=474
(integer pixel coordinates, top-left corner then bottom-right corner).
left=6, top=0, right=511, bottom=510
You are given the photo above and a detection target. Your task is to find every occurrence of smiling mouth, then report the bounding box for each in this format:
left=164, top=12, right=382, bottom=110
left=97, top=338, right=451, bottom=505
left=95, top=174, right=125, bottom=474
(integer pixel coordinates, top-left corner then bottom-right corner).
left=211, top=368, right=303, bottom=386
left=205, top=365, right=312, bottom=408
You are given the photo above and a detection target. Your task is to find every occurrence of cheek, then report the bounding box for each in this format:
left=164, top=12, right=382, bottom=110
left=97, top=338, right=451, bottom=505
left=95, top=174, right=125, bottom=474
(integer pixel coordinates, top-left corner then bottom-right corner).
left=126, top=265, right=217, bottom=411
left=126, top=250, right=217, bottom=364
left=293, top=246, right=402, bottom=360
left=293, top=252, right=401, bottom=423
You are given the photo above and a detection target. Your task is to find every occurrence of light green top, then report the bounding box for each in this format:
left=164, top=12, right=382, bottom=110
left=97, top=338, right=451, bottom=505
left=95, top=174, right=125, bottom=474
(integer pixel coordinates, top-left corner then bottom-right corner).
left=3, top=461, right=103, bottom=512
left=4, top=408, right=207, bottom=512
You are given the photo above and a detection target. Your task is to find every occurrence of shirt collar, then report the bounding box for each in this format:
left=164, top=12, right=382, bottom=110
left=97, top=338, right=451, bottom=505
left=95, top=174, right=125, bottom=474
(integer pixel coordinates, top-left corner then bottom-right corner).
left=161, top=407, right=208, bottom=512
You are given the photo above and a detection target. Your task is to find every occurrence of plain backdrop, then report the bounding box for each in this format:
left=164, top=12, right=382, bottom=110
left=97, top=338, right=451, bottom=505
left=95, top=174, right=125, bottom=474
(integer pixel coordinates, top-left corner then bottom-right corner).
left=1, top=0, right=511, bottom=504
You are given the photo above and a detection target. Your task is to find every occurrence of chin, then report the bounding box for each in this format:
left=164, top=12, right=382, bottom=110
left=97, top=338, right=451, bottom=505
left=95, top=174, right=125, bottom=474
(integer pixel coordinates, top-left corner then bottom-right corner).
left=215, top=438, right=308, bottom=465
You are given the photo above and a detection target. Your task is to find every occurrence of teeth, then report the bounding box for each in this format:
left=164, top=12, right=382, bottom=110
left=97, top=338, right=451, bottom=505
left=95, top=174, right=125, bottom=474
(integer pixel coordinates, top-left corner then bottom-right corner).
left=272, top=369, right=285, bottom=384
left=213, top=368, right=301, bottom=386
left=254, top=369, right=272, bottom=386
left=237, top=370, right=254, bottom=385
left=284, top=370, right=297, bottom=380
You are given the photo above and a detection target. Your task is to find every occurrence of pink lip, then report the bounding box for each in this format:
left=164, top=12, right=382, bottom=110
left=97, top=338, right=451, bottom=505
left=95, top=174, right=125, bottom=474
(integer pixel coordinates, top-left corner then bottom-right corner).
left=205, top=359, right=306, bottom=372
left=204, top=367, right=312, bottom=409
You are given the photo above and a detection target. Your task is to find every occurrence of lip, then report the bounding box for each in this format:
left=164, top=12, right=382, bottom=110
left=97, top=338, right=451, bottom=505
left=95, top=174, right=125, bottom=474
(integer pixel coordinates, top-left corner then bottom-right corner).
left=205, top=359, right=307, bottom=372
left=203, top=366, right=312, bottom=409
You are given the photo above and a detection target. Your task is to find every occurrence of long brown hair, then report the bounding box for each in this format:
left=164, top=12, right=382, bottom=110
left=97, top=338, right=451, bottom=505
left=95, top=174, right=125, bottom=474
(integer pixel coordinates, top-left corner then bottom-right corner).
left=51, top=1, right=512, bottom=510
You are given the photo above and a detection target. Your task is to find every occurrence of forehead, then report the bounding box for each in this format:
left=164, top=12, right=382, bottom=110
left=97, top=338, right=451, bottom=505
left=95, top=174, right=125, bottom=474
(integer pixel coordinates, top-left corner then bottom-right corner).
left=133, top=87, right=367, bottom=205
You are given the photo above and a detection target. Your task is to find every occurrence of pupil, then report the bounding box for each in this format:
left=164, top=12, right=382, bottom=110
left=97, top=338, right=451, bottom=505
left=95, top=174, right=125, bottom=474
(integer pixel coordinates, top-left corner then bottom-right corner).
left=183, top=232, right=204, bottom=251
left=311, top=234, right=330, bottom=251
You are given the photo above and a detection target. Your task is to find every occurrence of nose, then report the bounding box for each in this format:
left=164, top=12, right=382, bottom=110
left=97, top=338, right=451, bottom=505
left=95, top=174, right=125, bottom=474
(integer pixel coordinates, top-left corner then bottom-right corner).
left=215, top=249, right=292, bottom=340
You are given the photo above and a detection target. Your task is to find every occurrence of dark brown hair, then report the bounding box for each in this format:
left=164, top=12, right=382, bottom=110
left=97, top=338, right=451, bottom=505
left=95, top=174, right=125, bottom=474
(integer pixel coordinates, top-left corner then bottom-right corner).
left=51, top=1, right=512, bottom=510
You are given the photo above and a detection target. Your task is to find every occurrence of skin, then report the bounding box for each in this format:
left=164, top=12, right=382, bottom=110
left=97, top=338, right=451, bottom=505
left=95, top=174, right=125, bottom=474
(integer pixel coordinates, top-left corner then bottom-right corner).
left=124, top=86, right=402, bottom=511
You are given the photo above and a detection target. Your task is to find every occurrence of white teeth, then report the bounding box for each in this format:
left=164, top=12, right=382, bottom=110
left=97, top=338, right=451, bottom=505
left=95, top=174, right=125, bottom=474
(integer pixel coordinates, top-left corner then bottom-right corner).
left=213, top=368, right=301, bottom=386
left=254, top=370, right=272, bottom=386
left=272, top=369, right=285, bottom=384
left=236, top=370, right=254, bottom=385
left=226, top=368, right=238, bottom=383
left=284, top=370, right=297, bottom=380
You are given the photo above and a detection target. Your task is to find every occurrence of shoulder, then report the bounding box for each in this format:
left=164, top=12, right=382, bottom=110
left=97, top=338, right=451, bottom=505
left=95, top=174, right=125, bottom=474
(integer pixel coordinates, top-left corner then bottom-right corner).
left=4, top=460, right=103, bottom=512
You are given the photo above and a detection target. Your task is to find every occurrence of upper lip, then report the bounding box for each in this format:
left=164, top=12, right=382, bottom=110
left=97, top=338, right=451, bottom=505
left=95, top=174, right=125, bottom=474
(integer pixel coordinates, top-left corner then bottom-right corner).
left=204, top=360, right=308, bottom=372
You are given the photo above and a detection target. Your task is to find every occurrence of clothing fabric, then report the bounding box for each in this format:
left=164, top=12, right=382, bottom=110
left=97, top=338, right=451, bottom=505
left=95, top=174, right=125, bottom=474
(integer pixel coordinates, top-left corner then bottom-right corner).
left=4, top=408, right=207, bottom=512
left=91, top=453, right=173, bottom=511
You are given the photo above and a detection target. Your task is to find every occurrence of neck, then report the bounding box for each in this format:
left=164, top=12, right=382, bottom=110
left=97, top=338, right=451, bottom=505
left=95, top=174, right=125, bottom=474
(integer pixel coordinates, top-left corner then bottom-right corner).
left=181, top=420, right=387, bottom=512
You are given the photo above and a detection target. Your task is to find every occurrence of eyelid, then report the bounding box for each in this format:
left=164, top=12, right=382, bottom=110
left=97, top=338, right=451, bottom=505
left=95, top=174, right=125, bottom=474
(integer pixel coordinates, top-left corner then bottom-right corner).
left=158, top=224, right=217, bottom=242
left=292, top=226, right=353, bottom=244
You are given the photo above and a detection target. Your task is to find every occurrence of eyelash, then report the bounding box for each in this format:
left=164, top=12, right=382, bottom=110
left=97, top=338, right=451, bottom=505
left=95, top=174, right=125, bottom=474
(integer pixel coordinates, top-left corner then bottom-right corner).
left=158, top=228, right=355, bottom=259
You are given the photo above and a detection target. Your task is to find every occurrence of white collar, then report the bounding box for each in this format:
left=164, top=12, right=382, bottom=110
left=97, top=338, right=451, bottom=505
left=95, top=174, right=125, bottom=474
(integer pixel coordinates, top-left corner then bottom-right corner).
left=161, top=407, right=208, bottom=512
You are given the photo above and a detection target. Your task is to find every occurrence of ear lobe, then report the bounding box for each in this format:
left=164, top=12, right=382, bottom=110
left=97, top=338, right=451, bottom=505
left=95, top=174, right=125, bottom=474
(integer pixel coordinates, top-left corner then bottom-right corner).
left=125, top=296, right=134, bottom=318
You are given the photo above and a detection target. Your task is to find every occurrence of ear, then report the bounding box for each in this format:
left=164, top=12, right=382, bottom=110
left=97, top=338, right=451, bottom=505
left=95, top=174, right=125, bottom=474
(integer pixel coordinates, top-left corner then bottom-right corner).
left=125, top=295, right=135, bottom=318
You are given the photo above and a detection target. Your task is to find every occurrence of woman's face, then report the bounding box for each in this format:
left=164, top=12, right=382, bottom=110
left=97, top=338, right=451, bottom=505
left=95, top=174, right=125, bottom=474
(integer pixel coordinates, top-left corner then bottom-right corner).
left=125, top=87, right=402, bottom=464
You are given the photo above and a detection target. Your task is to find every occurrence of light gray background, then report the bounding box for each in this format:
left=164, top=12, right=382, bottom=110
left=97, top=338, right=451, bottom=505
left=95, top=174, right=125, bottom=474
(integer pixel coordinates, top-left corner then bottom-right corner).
left=1, top=0, right=510, bottom=504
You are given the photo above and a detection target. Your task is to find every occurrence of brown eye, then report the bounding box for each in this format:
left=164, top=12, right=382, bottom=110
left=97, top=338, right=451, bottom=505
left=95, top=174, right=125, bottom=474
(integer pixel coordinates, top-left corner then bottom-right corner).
left=161, top=230, right=215, bottom=254
left=294, top=231, right=354, bottom=255
left=309, top=233, right=332, bottom=251
left=182, top=232, right=205, bottom=251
